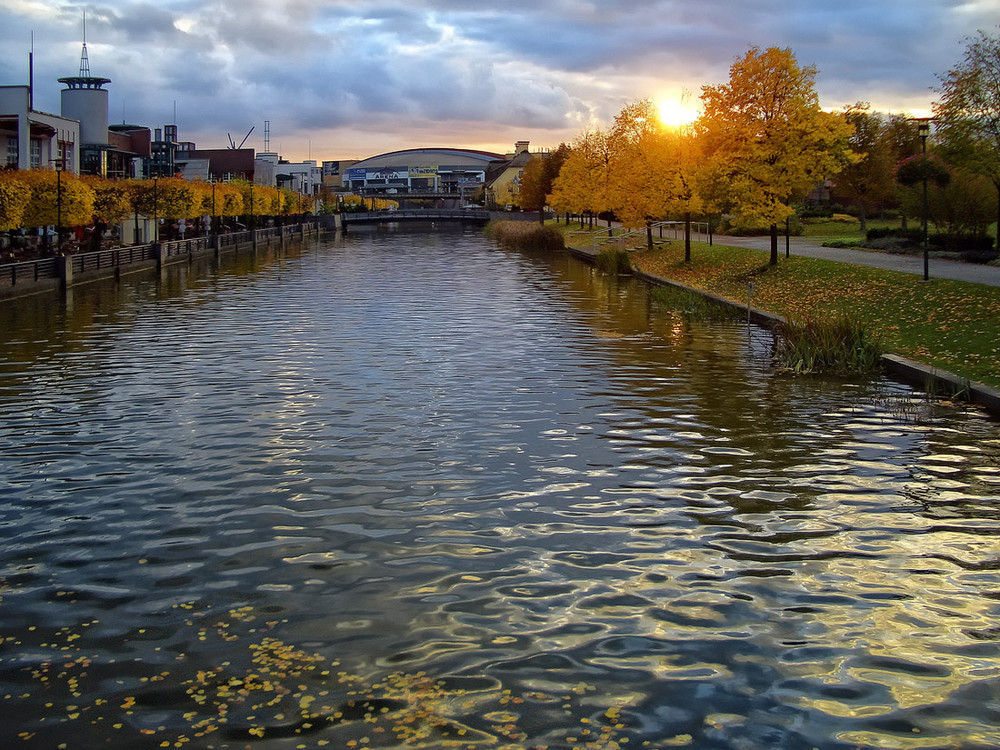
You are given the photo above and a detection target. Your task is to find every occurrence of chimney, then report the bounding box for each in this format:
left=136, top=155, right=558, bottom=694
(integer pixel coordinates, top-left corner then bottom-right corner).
left=515, top=140, right=530, bottom=154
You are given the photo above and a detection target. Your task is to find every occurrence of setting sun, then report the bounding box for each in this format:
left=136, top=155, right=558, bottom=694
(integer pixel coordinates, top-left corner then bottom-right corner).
left=656, top=96, right=699, bottom=128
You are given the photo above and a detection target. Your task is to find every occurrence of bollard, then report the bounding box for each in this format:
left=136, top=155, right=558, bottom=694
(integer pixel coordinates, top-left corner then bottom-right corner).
left=58, top=254, right=73, bottom=289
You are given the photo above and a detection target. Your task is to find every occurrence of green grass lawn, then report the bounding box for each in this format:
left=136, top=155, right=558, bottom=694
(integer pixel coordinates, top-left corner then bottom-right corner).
left=549, top=221, right=1000, bottom=389
left=799, top=217, right=896, bottom=239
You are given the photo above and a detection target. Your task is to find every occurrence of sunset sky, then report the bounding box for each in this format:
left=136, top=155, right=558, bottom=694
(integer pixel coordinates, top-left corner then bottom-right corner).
left=2, top=0, right=998, bottom=162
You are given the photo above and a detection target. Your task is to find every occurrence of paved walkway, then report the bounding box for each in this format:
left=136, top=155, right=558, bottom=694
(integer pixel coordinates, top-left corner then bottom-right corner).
left=714, top=234, right=1000, bottom=287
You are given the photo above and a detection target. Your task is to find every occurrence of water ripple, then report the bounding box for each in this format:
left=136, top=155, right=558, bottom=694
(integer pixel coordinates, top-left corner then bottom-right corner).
left=0, top=229, right=998, bottom=748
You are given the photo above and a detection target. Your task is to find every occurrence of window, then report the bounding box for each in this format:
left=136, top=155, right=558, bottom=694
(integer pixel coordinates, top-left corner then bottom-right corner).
left=30, top=140, right=40, bottom=169
left=5, top=137, right=17, bottom=166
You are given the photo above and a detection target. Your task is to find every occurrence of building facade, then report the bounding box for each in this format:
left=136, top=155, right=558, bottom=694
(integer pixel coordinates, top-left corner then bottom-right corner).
left=0, top=85, right=80, bottom=173
left=344, top=148, right=505, bottom=197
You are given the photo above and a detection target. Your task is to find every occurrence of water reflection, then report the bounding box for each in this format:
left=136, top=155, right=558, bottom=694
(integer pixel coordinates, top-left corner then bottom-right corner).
left=0, top=226, right=998, bottom=749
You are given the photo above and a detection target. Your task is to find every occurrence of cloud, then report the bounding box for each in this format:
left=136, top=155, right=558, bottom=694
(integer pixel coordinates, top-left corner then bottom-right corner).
left=2, top=0, right=998, bottom=158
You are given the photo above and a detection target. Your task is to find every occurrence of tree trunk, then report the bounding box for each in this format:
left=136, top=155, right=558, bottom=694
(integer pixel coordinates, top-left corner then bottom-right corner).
left=770, top=223, right=778, bottom=265
left=647, top=225, right=653, bottom=253
left=994, top=180, right=1000, bottom=248
left=859, top=203, right=868, bottom=233
left=684, top=211, right=692, bottom=262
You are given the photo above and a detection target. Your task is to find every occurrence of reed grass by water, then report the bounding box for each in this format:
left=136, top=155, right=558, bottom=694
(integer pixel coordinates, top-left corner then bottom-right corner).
left=649, top=284, right=741, bottom=322
left=775, top=311, right=884, bottom=376
left=594, top=246, right=632, bottom=275
left=485, top=220, right=565, bottom=252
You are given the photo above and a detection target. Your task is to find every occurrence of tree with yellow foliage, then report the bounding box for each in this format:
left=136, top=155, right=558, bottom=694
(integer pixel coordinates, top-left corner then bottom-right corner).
left=0, top=170, right=31, bottom=232
left=605, top=99, right=676, bottom=250
left=697, top=47, right=855, bottom=264
left=549, top=130, right=615, bottom=226
left=519, top=144, right=569, bottom=223
left=18, top=169, right=95, bottom=250
left=84, top=175, right=133, bottom=225
left=662, top=126, right=707, bottom=262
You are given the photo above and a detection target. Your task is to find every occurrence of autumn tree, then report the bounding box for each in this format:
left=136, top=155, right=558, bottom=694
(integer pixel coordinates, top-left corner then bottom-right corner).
left=934, top=29, right=1000, bottom=237
left=82, top=176, right=133, bottom=225
left=606, top=99, right=675, bottom=250
left=549, top=130, right=615, bottom=227
left=231, top=180, right=281, bottom=226
left=216, top=183, right=244, bottom=220
left=519, top=143, right=570, bottom=223
left=0, top=170, right=31, bottom=232
left=661, top=126, right=707, bottom=261
left=835, top=104, right=899, bottom=231
left=18, top=169, right=95, bottom=250
left=697, top=46, right=855, bottom=264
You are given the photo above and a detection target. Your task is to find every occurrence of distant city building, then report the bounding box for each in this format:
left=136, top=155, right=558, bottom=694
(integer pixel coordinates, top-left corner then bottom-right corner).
left=321, top=160, right=358, bottom=190
left=344, top=147, right=505, bottom=198
left=0, top=84, right=80, bottom=172
left=257, top=152, right=322, bottom=195
left=58, top=39, right=143, bottom=178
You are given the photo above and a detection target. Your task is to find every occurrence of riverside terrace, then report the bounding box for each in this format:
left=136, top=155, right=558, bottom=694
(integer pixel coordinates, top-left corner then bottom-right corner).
left=0, top=222, right=320, bottom=301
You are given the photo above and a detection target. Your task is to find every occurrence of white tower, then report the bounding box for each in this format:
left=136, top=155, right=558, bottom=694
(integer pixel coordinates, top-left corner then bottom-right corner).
left=58, top=14, right=110, bottom=147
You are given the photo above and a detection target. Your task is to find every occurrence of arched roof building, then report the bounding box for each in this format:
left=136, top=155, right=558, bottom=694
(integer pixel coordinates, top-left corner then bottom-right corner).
left=345, top=147, right=505, bottom=197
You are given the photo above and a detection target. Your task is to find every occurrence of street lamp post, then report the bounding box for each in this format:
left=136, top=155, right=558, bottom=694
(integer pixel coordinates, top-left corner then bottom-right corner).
left=54, top=157, right=63, bottom=255
left=249, top=181, right=255, bottom=231
left=917, top=119, right=931, bottom=282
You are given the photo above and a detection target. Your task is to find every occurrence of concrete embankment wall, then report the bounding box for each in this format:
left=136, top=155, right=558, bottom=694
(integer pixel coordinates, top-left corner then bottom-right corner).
left=566, top=242, right=1000, bottom=418
left=0, top=223, right=323, bottom=303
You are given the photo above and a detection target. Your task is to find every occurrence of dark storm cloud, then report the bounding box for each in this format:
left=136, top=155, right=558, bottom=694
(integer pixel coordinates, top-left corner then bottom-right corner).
left=2, top=0, right=998, bottom=156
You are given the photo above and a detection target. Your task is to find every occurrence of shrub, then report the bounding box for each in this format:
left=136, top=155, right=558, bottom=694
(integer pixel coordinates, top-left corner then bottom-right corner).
left=799, top=204, right=834, bottom=219
left=822, top=238, right=865, bottom=248
left=865, top=227, right=925, bottom=243
left=864, top=236, right=917, bottom=253
left=961, top=250, right=999, bottom=264
left=719, top=215, right=803, bottom=236
left=928, top=233, right=994, bottom=253
left=775, top=311, right=883, bottom=377
left=594, top=246, right=631, bottom=274
left=486, top=220, right=564, bottom=252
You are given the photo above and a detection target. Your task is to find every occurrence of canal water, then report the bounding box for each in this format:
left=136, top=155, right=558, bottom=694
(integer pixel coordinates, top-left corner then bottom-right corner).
left=0, top=226, right=998, bottom=749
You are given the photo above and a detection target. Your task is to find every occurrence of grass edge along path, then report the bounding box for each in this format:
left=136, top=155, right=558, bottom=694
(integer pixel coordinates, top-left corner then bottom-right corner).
left=547, top=222, right=1000, bottom=392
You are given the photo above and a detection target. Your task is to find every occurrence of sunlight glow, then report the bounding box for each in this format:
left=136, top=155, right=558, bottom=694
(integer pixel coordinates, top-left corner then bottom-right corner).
left=656, top=96, right=699, bottom=128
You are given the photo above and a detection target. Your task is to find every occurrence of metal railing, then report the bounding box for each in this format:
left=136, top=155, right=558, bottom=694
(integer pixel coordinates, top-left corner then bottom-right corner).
left=1, top=222, right=319, bottom=294
left=342, top=209, right=490, bottom=224
left=569, top=220, right=711, bottom=250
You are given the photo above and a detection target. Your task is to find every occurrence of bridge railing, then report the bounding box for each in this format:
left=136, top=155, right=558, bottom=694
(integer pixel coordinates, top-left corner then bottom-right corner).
left=342, top=209, right=490, bottom=223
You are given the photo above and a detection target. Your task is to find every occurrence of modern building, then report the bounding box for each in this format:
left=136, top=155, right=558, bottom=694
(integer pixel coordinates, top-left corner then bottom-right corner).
left=344, top=147, right=506, bottom=199
left=0, top=84, right=80, bottom=172
left=257, top=152, right=322, bottom=195
left=56, top=39, right=144, bottom=177
left=321, top=160, right=358, bottom=190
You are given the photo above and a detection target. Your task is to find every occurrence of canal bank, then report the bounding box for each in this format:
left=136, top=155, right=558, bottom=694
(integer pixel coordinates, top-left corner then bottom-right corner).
left=0, top=221, right=322, bottom=302
left=564, top=239, right=1000, bottom=417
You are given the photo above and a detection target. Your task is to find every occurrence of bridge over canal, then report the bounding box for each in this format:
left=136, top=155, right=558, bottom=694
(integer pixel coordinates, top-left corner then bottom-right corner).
left=340, top=208, right=494, bottom=226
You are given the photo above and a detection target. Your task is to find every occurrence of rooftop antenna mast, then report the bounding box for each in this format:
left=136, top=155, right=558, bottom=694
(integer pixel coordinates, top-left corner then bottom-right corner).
left=79, top=10, right=90, bottom=76
left=28, top=31, right=33, bottom=110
